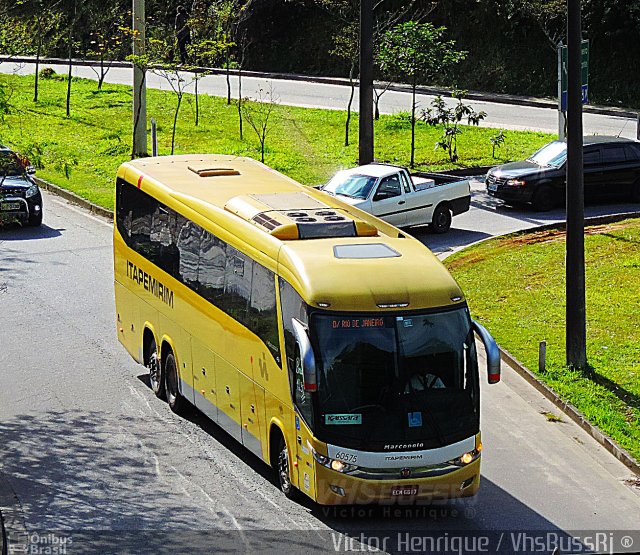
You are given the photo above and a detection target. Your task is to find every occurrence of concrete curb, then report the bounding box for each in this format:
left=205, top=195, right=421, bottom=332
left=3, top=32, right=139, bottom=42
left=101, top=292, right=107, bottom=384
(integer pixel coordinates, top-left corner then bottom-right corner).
left=34, top=177, right=113, bottom=221
left=500, top=348, right=640, bottom=476
left=2, top=55, right=638, bottom=120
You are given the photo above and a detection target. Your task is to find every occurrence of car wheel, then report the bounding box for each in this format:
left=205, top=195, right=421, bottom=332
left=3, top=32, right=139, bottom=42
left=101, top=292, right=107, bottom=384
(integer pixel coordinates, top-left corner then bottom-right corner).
left=27, top=211, right=43, bottom=227
left=430, top=204, right=452, bottom=234
left=277, top=437, right=298, bottom=499
left=164, top=351, right=187, bottom=413
left=146, top=338, right=164, bottom=399
left=532, top=185, right=555, bottom=212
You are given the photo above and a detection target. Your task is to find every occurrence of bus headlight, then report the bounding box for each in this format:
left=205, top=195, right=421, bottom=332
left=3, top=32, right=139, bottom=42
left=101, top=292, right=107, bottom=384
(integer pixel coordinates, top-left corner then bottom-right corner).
left=448, top=448, right=481, bottom=467
left=313, top=449, right=358, bottom=473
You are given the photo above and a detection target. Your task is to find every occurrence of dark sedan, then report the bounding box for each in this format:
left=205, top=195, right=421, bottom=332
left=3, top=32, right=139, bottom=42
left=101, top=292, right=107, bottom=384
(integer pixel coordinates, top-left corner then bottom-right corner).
left=486, top=136, right=640, bottom=211
left=0, top=146, right=42, bottom=226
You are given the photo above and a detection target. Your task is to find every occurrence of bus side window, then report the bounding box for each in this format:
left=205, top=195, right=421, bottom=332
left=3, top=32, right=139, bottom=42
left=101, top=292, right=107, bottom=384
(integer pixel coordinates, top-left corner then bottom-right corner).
left=222, top=246, right=253, bottom=328
left=250, top=264, right=281, bottom=366
left=198, top=230, right=226, bottom=305
left=279, top=278, right=313, bottom=424
left=176, top=216, right=201, bottom=288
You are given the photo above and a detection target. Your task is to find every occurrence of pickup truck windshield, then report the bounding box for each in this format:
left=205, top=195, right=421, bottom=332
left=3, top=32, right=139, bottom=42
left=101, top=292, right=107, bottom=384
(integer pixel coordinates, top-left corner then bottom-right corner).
left=527, top=141, right=567, bottom=168
left=310, top=309, right=479, bottom=451
left=324, top=173, right=377, bottom=199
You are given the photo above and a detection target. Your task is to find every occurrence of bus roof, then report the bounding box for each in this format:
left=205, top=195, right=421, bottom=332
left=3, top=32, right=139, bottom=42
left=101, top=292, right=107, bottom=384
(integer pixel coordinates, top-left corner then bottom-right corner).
left=118, top=155, right=464, bottom=311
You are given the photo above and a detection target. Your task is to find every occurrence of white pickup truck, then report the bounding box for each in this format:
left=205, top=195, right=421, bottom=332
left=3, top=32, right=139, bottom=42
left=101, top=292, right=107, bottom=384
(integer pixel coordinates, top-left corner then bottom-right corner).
left=320, top=164, right=471, bottom=233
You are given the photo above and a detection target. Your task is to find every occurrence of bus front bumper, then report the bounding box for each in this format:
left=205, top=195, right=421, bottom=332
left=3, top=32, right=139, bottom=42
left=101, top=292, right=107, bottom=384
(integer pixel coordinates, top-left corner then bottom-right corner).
left=314, top=458, right=480, bottom=505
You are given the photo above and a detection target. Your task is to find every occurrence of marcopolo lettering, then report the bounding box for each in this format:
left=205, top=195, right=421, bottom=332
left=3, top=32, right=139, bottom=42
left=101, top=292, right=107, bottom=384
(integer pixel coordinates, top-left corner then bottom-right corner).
left=126, top=260, right=174, bottom=308
left=383, top=442, right=424, bottom=450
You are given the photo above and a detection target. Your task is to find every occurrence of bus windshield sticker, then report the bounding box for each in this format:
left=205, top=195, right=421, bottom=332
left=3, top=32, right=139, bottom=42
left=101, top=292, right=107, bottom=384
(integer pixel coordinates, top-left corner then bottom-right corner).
left=408, top=412, right=423, bottom=428
left=325, top=414, right=362, bottom=425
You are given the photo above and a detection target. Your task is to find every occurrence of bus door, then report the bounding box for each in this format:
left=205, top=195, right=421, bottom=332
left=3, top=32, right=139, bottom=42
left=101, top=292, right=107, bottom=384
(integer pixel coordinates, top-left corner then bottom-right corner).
left=294, top=412, right=317, bottom=499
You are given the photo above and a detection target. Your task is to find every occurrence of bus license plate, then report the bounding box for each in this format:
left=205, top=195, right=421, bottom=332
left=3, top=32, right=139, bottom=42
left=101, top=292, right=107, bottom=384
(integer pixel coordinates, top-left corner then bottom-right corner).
left=0, top=202, right=21, bottom=211
left=391, top=485, right=418, bottom=496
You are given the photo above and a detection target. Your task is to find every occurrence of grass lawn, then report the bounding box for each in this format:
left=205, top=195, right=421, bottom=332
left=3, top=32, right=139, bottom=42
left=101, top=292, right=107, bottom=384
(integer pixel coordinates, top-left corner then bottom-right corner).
left=1, top=72, right=554, bottom=210
left=446, top=220, right=640, bottom=462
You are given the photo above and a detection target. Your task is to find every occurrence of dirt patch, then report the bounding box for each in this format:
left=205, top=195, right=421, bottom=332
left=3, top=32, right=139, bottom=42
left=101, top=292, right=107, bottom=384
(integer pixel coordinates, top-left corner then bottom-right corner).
left=448, top=223, right=633, bottom=269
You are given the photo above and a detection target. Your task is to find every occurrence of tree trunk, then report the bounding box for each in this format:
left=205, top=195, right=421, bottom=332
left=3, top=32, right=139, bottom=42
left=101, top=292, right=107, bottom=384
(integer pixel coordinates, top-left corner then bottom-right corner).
left=410, top=76, right=416, bottom=168
left=171, top=94, right=182, bottom=155
left=34, top=32, right=41, bottom=102
left=345, top=62, right=356, bottom=147
left=98, top=53, right=105, bottom=90
left=237, top=68, right=243, bottom=140
left=66, top=30, right=73, bottom=118
left=195, top=75, right=199, bottom=126
left=225, top=56, right=231, bottom=105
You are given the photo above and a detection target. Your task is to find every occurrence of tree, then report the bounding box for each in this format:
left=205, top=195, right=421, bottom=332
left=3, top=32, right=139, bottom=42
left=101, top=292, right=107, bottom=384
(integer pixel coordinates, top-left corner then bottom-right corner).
left=330, top=22, right=359, bottom=146
left=1, top=0, right=64, bottom=102
left=316, top=0, right=431, bottom=147
left=86, top=8, right=128, bottom=90
left=148, top=38, right=198, bottom=155
left=422, top=90, right=486, bottom=163
left=378, top=21, right=465, bottom=167
left=241, top=85, right=279, bottom=163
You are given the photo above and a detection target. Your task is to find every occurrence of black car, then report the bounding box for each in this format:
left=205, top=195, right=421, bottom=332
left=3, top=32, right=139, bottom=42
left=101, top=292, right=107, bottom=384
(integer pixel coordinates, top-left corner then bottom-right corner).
left=0, top=146, right=43, bottom=226
left=486, top=136, right=640, bottom=211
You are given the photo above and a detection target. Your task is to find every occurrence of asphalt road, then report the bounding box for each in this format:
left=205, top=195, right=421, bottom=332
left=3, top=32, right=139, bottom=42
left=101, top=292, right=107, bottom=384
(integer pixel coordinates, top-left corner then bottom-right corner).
left=1, top=60, right=639, bottom=139
left=1, top=191, right=639, bottom=554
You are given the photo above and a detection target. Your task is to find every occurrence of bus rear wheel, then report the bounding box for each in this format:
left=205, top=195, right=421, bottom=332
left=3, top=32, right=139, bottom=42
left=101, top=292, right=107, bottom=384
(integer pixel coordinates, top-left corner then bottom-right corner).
left=146, top=338, right=164, bottom=399
left=164, top=351, right=187, bottom=413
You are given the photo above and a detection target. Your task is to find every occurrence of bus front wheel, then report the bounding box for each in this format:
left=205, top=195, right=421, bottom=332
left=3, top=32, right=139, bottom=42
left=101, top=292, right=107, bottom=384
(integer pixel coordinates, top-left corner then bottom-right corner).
left=277, top=437, right=298, bottom=500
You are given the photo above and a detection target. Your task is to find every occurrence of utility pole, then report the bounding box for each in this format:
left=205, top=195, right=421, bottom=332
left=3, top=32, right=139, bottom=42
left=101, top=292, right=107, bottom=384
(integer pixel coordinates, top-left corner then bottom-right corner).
left=565, top=0, right=586, bottom=369
left=358, top=0, right=374, bottom=165
left=132, top=0, right=147, bottom=158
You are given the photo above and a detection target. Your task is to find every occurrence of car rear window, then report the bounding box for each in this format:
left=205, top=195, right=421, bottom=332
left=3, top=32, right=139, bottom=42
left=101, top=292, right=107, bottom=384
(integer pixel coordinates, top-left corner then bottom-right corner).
left=602, top=146, right=626, bottom=164
left=624, top=144, right=640, bottom=161
left=584, top=149, right=600, bottom=165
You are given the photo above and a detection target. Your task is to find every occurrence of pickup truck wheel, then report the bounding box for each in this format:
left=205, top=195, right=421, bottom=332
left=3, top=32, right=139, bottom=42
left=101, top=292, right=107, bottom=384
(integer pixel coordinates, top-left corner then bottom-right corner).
left=430, top=204, right=452, bottom=234
left=532, top=185, right=555, bottom=212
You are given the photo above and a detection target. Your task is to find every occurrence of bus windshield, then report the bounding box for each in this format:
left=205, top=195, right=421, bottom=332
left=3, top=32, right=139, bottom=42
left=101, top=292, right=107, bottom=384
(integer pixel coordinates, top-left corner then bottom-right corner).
left=310, top=309, right=479, bottom=451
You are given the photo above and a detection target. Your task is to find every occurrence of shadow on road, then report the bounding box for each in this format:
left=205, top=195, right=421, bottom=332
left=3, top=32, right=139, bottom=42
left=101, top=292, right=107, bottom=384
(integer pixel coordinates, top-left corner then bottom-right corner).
left=0, top=394, right=568, bottom=554
left=0, top=223, right=63, bottom=240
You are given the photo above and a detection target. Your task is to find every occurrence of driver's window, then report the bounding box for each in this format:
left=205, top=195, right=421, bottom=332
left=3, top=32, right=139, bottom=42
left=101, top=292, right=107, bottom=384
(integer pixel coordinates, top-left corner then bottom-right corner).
left=373, top=175, right=402, bottom=201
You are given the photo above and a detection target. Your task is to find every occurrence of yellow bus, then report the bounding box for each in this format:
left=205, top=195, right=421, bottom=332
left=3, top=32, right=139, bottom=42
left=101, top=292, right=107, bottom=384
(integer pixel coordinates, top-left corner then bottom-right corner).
left=113, top=154, right=501, bottom=505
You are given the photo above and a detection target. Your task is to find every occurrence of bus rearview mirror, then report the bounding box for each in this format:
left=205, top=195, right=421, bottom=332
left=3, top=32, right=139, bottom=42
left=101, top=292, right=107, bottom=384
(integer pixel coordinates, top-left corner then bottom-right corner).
left=291, top=318, right=317, bottom=392
left=472, top=320, right=501, bottom=384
